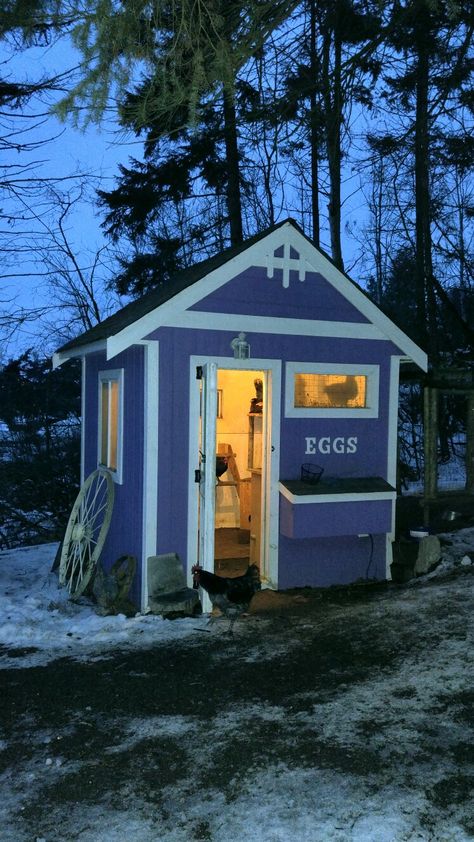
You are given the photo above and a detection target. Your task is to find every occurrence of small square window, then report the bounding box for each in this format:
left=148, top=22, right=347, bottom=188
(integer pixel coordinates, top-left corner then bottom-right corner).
left=98, top=370, right=124, bottom=482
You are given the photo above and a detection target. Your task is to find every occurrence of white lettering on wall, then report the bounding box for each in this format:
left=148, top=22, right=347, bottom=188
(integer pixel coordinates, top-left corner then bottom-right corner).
left=346, top=436, right=358, bottom=454
left=304, top=436, right=358, bottom=455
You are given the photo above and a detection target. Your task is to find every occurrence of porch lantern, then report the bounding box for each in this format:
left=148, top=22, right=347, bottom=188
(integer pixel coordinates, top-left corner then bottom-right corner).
left=231, top=332, right=250, bottom=359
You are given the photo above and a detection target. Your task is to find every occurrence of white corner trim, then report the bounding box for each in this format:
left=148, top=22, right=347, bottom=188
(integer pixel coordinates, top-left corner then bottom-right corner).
left=80, top=357, right=86, bottom=486
left=52, top=352, right=64, bottom=370
left=141, top=340, right=159, bottom=612
left=387, top=357, right=402, bottom=488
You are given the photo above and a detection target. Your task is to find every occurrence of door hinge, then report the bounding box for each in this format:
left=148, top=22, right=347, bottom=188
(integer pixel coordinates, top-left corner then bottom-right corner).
left=194, top=469, right=201, bottom=483
left=196, top=365, right=203, bottom=380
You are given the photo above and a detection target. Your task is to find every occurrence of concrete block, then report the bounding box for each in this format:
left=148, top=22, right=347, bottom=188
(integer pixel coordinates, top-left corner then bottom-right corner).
left=148, top=588, right=202, bottom=619
left=147, top=553, right=187, bottom=596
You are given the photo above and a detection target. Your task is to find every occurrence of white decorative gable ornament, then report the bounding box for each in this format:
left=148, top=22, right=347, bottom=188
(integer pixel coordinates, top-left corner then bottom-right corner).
left=266, top=242, right=309, bottom=288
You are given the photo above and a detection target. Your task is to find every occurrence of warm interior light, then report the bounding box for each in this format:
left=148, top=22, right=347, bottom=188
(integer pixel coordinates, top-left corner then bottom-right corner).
left=108, top=380, right=119, bottom=471
left=100, top=379, right=119, bottom=470
left=294, top=373, right=367, bottom=408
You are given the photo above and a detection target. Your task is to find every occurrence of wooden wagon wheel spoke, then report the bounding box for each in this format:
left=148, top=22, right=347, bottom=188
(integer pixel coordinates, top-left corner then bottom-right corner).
left=59, top=469, right=115, bottom=598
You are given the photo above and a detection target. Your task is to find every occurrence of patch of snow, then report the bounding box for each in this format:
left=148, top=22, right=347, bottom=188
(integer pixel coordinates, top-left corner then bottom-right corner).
left=1, top=539, right=474, bottom=841
left=0, top=543, right=209, bottom=668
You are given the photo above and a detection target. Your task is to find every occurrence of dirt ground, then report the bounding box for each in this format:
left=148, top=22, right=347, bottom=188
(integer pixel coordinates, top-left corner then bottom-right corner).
left=2, top=572, right=474, bottom=842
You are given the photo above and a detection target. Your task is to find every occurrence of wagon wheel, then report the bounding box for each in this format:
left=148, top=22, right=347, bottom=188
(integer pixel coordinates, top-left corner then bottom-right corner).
left=59, top=469, right=114, bottom=598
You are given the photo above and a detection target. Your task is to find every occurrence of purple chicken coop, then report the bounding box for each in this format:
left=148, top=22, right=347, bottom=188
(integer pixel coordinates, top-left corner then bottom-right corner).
left=54, top=219, right=427, bottom=611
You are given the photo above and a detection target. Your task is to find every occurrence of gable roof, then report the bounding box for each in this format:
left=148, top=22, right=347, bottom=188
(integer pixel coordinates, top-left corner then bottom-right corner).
left=53, top=218, right=427, bottom=371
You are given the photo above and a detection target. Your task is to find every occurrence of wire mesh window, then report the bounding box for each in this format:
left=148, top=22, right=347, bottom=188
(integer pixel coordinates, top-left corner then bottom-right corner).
left=294, top=373, right=367, bottom=409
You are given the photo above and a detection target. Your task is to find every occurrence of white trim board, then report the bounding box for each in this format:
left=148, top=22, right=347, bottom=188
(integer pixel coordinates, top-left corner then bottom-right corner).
left=80, top=357, right=86, bottom=486
left=278, top=483, right=396, bottom=505
left=159, top=310, right=386, bottom=340
left=103, top=222, right=427, bottom=370
left=387, top=357, right=402, bottom=490
left=284, top=361, right=380, bottom=419
left=53, top=339, right=107, bottom=369
left=141, top=340, right=159, bottom=612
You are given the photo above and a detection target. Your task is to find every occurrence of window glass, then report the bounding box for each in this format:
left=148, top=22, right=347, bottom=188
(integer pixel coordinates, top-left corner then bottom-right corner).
left=100, top=381, right=109, bottom=465
left=294, top=373, right=367, bottom=409
left=98, top=371, right=123, bottom=480
left=108, top=380, right=119, bottom=471
left=285, top=362, right=379, bottom=418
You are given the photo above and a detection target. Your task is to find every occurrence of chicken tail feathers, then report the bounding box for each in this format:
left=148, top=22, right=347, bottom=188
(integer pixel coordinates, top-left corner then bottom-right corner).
left=246, top=564, right=261, bottom=592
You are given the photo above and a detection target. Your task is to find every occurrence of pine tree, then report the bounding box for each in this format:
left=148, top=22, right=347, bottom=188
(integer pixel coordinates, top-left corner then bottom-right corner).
left=280, top=0, right=383, bottom=266
left=0, top=352, right=81, bottom=547
left=369, top=0, right=474, bottom=359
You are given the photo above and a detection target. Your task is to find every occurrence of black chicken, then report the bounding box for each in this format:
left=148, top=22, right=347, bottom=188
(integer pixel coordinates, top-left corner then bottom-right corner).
left=325, top=375, right=359, bottom=406
left=192, top=563, right=261, bottom=633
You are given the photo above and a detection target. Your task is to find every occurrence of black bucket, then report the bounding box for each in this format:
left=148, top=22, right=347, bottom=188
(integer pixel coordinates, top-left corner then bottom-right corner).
left=300, top=463, right=324, bottom=485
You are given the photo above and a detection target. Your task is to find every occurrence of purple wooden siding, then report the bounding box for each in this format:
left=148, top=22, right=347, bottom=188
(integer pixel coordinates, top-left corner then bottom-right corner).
left=281, top=354, right=392, bottom=482
left=84, top=347, right=145, bottom=608
left=79, top=257, right=407, bottom=596
left=279, top=495, right=393, bottom=539
left=146, top=321, right=399, bottom=588
left=189, top=267, right=370, bottom=323
left=278, top=534, right=387, bottom=589
left=154, top=330, right=194, bottom=566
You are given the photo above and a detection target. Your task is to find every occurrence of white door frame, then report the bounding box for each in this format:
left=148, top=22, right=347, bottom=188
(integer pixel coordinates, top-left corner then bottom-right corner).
left=187, top=355, right=281, bottom=595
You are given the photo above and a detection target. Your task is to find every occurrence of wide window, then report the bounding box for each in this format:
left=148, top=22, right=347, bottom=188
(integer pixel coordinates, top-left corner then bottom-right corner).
left=285, top=362, right=379, bottom=418
left=98, top=370, right=124, bottom=481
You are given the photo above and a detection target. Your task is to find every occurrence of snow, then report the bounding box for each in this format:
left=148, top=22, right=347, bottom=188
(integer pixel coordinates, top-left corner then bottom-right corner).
left=0, top=543, right=208, bottom=668
left=1, top=538, right=474, bottom=841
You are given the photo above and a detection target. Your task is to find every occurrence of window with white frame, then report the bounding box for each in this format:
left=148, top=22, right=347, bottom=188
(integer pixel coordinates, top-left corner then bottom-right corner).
left=98, top=369, right=124, bottom=481
left=285, top=362, right=379, bottom=418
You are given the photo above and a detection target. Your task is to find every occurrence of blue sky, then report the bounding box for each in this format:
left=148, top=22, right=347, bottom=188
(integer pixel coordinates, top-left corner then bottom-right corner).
left=1, top=35, right=141, bottom=356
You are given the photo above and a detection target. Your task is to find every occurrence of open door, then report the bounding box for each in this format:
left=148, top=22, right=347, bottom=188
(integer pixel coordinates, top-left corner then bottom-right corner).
left=197, top=361, right=218, bottom=580
left=189, top=356, right=281, bottom=596
left=214, top=370, right=265, bottom=576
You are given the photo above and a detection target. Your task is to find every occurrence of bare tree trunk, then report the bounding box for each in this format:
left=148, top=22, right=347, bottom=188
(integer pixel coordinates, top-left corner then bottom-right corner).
left=322, top=6, right=343, bottom=270
left=222, top=84, right=243, bottom=245
left=309, top=0, right=320, bottom=247
left=371, top=157, right=385, bottom=304
left=414, top=5, right=436, bottom=358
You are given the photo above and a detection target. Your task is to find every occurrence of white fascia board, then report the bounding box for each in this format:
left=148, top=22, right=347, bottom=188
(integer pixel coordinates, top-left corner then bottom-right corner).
left=106, top=241, right=281, bottom=358
left=287, top=227, right=428, bottom=371
left=106, top=221, right=427, bottom=370
left=52, top=339, right=107, bottom=369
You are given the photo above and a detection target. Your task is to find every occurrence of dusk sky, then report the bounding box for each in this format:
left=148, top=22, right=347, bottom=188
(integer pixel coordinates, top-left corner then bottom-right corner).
left=2, top=35, right=141, bottom=356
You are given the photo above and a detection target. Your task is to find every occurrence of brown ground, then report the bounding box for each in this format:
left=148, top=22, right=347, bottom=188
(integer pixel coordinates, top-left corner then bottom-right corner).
left=2, top=564, right=474, bottom=840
